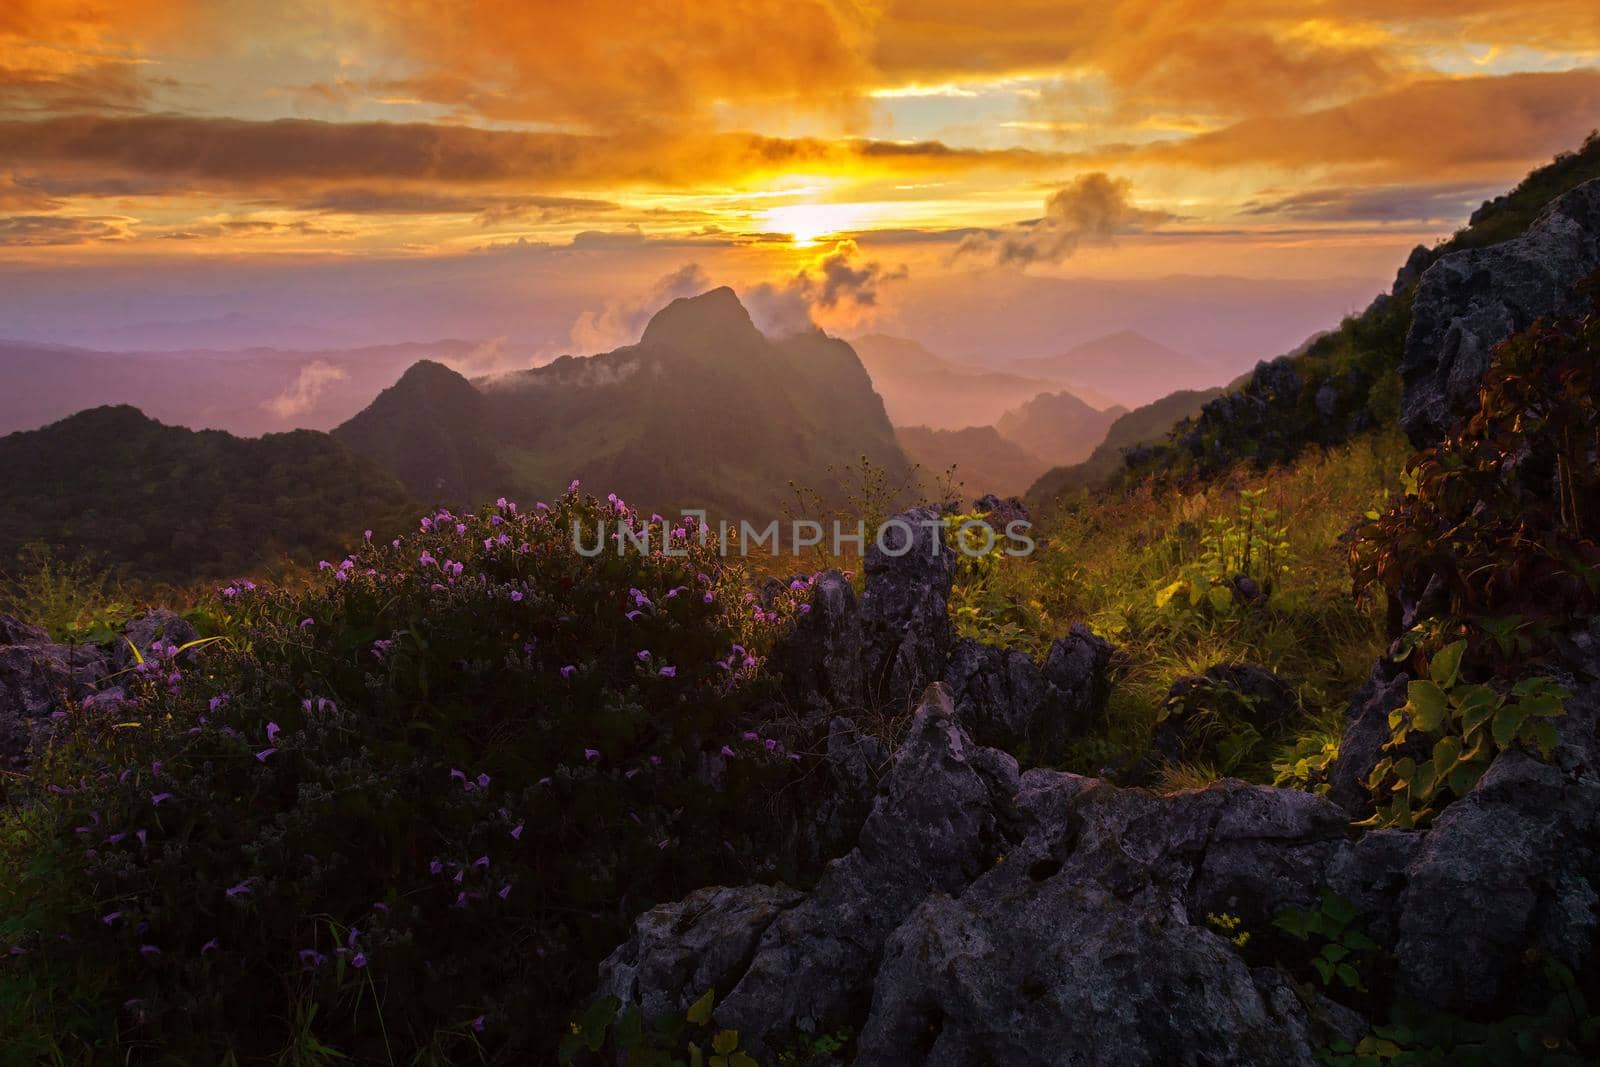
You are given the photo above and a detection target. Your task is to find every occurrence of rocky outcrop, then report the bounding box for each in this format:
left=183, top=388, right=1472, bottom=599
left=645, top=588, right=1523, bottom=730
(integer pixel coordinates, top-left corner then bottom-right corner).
left=1151, top=662, right=1302, bottom=771
left=602, top=673, right=1600, bottom=1062
left=0, top=611, right=198, bottom=771
left=773, top=507, right=1112, bottom=753
left=942, top=624, right=1112, bottom=762
left=1402, top=178, right=1600, bottom=444
left=1325, top=661, right=1410, bottom=815
left=856, top=506, right=959, bottom=708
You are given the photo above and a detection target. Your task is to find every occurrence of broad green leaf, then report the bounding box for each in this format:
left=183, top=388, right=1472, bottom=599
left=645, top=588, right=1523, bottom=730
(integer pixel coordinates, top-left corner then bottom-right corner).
left=712, top=1030, right=739, bottom=1055
left=1492, top=706, right=1528, bottom=747
left=1405, top=680, right=1448, bottom=732
left=1431, top=735, right=1463, bottom=776
left=686, top=989, right=715, bottom=1026
left=1430, top=640, right=1467, bottom=688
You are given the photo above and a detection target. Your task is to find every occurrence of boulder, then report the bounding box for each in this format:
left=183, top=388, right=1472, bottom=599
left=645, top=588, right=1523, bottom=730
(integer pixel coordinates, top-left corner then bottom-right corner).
left=0, top=638, right=109, bottom=771
left=1402, top=178, right=1600, bottom=445
left=1325, top=661, right=1410, bottom=816
left=1150, top=662, right=1301, bottom=772
left=596, top=884, right=803, bottom=1025
left=112, top=609, right=200, bottom=671
left=857, top=506, right=957, bottom=708
left=711, top=687, right=1017, bottom=1048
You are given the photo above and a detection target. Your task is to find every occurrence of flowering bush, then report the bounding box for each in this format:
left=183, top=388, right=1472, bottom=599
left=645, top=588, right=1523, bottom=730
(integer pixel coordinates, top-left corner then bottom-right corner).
left=1, top=487, right=814, bottom=1062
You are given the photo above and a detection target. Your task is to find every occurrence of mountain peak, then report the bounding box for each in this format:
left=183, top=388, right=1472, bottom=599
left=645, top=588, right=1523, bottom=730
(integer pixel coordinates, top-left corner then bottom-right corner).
left=391, top=358, right=474, bottom=392
left=640, top=286, right=761, bottom=350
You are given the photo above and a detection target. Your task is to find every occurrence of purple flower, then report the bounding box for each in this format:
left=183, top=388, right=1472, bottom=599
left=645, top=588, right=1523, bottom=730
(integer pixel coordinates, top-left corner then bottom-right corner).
left=136, top=829, right=147, bottom=847
left=635, top=649, right=650, bottom=661
left=351, top=952, right=368, bottom=968
left=254, top=748, right=277, bottom=762
left=430, top=859, right=444, bottom=875
left=538, top=776, right=552, bottom=786
left=208, top=693, right=229, bottom=712
left=510, top=590, right=524, bottom=602
left=201, top=938, right=219, bottom=955
left=139, top=944, right=160, bottom=959
left=449, top=768, right=466, bottom=783
left=742, top=731, right=758, bottom=741
left=471, top=1014, right=486, bottom=1032
left=583, top=748, right=599, bottom=761
left=720, top=745, right=736, bottom=758
left=150, top=792, right=174, bottom=807
left=299, top=618, right=314, bottom=630
left=419, top=550, right=436, bottom=567
left=510, top=822, right=524, bottom=841
left=265, top=722, right=280, bottom=743
left=476, top=772, right=490, bottom=789
left=658, top=665, right=677, bottom=678
left=102, top=911, right=123, bottom=926
left=624, top=610, right=642, bottom=622
left=559, top=665, right=577, bottom=679
left=497, top=883, right=511, bottom=900
left=225, top=880, right=253, bottom=898
left=222, top=585, right=238, bottom=599
left=473, top=854, right=489, bottom=869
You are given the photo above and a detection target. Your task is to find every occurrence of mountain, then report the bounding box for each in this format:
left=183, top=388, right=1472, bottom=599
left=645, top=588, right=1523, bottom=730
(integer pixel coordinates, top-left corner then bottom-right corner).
left=0, top=406, right=413, bottom=583
left=332, top=360, right=508, bottom=504
left=994, top=391, right=1126, bottom=466
left=851, top=334, right=1115, bottom=428
left=895, top=425, right=1051, bottom=498
left=0, top=338, right=512, bottom=437
left=1024, top=387, right=1224, bottom=506
left=1011, top=329, right=1220, bottom=408
left=338, top=287, right=912, bottom=519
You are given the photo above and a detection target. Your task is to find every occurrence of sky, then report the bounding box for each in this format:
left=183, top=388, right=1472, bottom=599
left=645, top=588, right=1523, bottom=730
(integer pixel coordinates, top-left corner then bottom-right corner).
left=3, top=1, right=1599, bottom=364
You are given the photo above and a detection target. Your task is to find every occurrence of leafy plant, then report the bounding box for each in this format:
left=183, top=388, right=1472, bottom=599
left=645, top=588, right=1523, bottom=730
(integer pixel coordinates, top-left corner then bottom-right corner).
left=1362, top=640, right=1568, bottom=829
left=1155, top=488, right=1291, bottom=615
left=561, top=989, right=761, bottom=1067
left=1273, top=890, right=1380, bottom=993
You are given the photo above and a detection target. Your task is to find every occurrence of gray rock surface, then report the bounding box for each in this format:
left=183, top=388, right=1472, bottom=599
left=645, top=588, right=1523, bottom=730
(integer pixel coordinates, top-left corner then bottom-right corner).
left=1402, top=178, right=1600, bottom=444
left=857, top=506, right=958, bottom=708
left=602, top=672, right=1600, bottom=1062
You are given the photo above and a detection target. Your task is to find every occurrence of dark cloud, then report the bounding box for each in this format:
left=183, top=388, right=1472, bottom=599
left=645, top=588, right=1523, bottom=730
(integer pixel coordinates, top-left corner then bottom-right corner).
left=744, top=240, right=906, bottom=335
left=956, top=173, right=1175, bottom=267
left=0, top=213, right=127, bottom=245
left=1239, top=182, right=1500, bottom=223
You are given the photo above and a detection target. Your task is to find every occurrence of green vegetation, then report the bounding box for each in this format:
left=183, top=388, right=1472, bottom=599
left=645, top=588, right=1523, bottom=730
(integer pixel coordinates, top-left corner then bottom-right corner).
left=0, top=490, right=823, bottom=1063
left=952, top=430, right=1408, bottom=780
left=0, top=406, right=415, bottom=586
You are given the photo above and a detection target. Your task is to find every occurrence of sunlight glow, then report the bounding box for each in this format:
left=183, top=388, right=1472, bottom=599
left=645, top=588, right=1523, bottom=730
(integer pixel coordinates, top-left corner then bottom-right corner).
left=762, top=202, right=872, bottom=247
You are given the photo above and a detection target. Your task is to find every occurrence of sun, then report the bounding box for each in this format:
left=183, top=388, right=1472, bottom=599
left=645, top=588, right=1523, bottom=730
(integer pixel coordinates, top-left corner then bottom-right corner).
left=763, top=202, right=870, bottom=247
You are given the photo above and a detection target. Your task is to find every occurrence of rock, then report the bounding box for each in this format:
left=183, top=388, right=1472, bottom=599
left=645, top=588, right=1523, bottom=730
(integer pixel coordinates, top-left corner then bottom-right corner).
left=602, top=674, right=1600, bottom=1056
left=596, top=884, right=803, bottom=1025
left=768, top=570, right=865, bottom=721
left=711, top=686, right=1016, bottom=1050
left=856, top=507, right=957, bottom=708
left=971, top=493, right=1029, bottom=532
left=0, top=615, right=50, bottom=646
left=1402, top=178, right=1600, bottom=445
left=1391, top=243, right=1434, bottom=295
left=804, top=716, right=889, bottom=862
left=1325, top=661, right=1410, bottom=816
left=853, top=773, right=1359, bottom=1066
left=0, top=641, right=109, bottom=771
left=1150, top=663, right=1301, bottom=772
left=113, top=610, right=200, bottom=671
left=941, top=624, right=1112, bottom=764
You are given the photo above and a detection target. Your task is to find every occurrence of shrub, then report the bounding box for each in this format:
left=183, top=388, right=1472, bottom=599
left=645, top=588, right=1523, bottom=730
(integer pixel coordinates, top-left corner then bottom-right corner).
left=1, top=487, right=814, bottom=1063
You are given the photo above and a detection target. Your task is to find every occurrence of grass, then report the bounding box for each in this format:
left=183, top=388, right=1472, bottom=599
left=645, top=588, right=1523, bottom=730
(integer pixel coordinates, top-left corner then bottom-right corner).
left=953, top=427, right=1412, bottom=784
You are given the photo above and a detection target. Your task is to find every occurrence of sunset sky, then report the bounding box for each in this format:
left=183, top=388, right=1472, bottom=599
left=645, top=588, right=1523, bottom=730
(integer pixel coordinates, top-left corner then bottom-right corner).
left=4, top=1, right=1599, bottom=363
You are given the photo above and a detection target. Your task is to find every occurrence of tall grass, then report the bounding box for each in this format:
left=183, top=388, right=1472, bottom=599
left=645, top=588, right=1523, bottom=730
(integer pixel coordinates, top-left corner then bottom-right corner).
left=954, top=430, right=1411, bottom=782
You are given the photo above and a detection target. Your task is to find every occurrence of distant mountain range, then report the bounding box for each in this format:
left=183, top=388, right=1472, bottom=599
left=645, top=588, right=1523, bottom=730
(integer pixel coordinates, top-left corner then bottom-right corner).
left=1011, top=329, right=1222, bottom=408
left=850, top=334, right=1117, bottom=429
left=2, top=289, right=913, bottom=581
left=0, top=338, right=553, bottom=437
left=335, top=287, right=910, bottom=518
left=995, top=391, right=1127, bottom=466
left=0, top=406, right=413, bottom=583
left=1024, top=386, right=1225, bottom=506
left=894, top=425, right=1051, bottom=498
